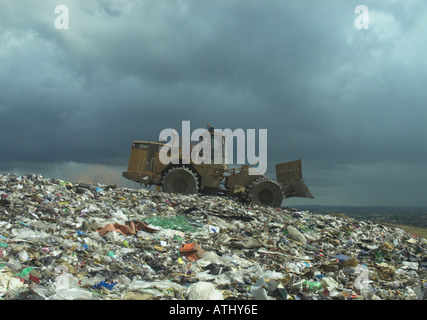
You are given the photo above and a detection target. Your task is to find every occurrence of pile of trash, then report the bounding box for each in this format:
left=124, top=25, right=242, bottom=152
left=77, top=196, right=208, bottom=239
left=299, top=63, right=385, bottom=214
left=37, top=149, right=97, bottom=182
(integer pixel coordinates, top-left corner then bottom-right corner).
left=0, top=173, right=426, bottom=300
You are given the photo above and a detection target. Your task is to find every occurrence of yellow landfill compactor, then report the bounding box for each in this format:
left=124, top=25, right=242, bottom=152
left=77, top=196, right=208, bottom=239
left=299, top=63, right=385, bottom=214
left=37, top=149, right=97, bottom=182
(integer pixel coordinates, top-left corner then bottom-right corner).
left=122, top=127, right=314, bottom=207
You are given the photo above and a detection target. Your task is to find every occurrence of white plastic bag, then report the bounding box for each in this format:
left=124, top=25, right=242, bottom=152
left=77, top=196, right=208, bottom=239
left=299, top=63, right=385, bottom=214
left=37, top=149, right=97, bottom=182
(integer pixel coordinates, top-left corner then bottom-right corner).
left=187, top=282, right=224, bottom=300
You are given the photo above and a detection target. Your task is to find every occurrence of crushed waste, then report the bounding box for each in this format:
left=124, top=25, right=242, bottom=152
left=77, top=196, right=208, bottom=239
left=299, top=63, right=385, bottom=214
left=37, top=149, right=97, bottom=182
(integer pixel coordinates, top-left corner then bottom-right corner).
left=0, top=173, right=426, bottom=300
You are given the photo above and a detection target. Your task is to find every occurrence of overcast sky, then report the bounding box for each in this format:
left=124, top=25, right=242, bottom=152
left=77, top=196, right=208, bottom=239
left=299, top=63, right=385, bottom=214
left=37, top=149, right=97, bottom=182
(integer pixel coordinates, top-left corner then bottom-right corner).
left=1, top=0, right=426, bottom=206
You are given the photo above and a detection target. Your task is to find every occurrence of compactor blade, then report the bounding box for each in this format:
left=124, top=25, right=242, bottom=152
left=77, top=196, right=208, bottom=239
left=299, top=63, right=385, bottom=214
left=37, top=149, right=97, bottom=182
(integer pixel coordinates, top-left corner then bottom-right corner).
left=276, top=160, right=314, bottom=199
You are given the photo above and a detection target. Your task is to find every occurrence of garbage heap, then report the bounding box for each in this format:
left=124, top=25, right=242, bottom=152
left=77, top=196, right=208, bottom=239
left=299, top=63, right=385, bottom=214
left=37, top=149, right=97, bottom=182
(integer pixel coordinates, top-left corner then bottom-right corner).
left=0, top=173, right=426, bottom=300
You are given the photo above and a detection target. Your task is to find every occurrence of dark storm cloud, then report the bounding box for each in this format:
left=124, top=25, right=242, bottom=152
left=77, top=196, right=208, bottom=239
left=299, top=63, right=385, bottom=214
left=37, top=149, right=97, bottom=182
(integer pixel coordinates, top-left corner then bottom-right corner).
left=1, top=0, right=427, bottom=205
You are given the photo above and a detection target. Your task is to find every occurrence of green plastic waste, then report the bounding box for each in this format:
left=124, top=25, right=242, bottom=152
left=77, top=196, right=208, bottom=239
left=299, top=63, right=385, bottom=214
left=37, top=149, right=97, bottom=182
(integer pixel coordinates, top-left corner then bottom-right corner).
left=303, top=280, right=323, bottom=292
left=15, top=267, right=34, bottom=278
left=374, top=250, right=384, bottom=263
left=146, top=215, right=198, bottom=232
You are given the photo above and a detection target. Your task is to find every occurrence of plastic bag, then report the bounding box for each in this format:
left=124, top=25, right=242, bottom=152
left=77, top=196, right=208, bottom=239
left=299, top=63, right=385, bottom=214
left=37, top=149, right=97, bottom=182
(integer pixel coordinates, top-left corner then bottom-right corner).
left=187, top=282, right=224, bottom=300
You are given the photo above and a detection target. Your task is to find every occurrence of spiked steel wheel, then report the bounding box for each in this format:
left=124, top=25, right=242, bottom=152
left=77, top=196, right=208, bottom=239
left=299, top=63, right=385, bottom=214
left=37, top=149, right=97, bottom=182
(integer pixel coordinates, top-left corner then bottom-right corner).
left=246, top=177, right=283, bottom=207
left=162, top=166, right=199, bottom=195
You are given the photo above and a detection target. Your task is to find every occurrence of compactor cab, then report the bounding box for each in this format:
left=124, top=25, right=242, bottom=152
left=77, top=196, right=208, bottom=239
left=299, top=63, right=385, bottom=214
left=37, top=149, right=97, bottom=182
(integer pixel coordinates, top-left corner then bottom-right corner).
left=122, top=128, right=229, bottom=195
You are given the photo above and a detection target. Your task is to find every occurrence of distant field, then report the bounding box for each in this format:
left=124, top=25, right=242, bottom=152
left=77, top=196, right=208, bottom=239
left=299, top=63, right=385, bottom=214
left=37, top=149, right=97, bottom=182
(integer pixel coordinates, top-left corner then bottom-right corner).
left=291, top=205, right=427, bottom=239
left=380, top=222, right=427, bottom=239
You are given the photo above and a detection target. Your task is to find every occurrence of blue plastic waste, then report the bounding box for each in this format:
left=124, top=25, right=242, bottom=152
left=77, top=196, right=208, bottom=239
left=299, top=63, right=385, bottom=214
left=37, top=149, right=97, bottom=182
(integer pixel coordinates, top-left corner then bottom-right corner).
left=93, top=281, right=116, bottom=290
left=332, top=254, right=351, bottom=262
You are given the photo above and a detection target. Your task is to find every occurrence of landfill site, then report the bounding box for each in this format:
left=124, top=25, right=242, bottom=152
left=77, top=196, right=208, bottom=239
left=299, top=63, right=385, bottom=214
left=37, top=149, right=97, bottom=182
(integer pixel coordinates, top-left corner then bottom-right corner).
left=0, top=173, right=426, bottom=301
